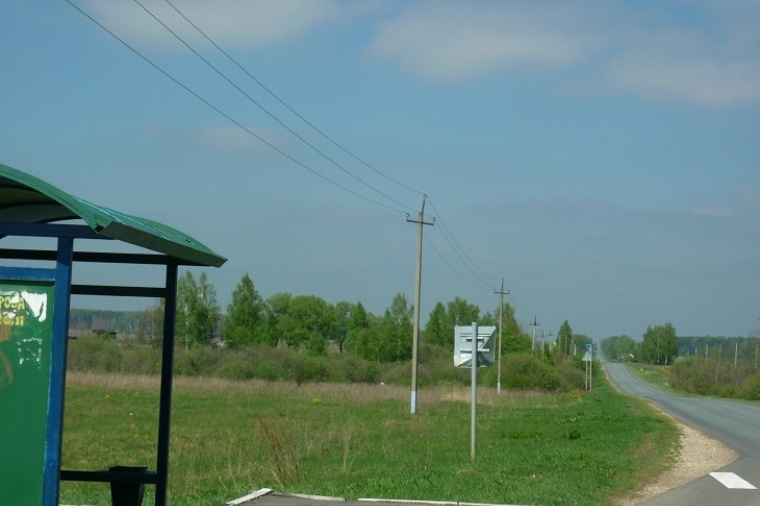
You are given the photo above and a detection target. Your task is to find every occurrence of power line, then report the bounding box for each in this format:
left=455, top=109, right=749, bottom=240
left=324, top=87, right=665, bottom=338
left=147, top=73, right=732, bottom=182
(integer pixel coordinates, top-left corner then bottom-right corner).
left=427, top=197, right=499, bottom=288
left=132, top=0, right=416, bottom=215
left=66, top=0, right=407, bottom=215
left=68, top=0, right=508, bottom=294
left=424, top=235, right=493, bottom=291
left=162, top=0, right=425, bottom=199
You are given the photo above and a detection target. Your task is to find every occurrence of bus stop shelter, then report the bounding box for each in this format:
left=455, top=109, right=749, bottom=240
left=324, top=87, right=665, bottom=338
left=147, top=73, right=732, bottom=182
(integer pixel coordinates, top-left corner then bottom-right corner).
left=0, top=163, right=226, bottom=505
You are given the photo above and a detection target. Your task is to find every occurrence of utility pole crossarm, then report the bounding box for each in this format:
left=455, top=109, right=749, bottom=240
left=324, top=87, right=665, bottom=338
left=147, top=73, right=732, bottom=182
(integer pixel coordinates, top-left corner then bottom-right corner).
left=406, top=215, right=436, bottom=226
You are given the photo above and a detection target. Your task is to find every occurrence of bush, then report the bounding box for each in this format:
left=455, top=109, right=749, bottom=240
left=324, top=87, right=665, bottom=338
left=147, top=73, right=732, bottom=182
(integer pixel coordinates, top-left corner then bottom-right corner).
left=741, top=371, right=760, bottom=400
left=214, top=359, right=257, bottom=381
left=65, top=337, right=595, bottom=391
left=556, top=363, right=586, bottom=390
left=289, top=356, right=328, bottom=385
left=419, top=344, right=469, bottom=386
left=380, top=362, right=412, bottom=386
left=501, top=353, right=567, bottom=392
left=255, top=360, right=286, bottom=382
left=327, top=355, right=379, bottom=383
left=67, top=336, right=123, bottom=373
left=174, top=347, right=223, bottom=376
left=120, top=347, right=161, bottom=375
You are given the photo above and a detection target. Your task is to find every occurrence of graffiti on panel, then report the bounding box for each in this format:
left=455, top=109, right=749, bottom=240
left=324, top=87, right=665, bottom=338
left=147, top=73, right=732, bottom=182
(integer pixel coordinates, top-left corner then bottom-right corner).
left=0, top=289, right=48, bottom=388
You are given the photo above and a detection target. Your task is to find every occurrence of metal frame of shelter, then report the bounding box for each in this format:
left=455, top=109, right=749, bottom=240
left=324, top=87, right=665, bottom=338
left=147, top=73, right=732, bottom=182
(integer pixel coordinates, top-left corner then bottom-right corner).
left=0, top=164, right=226, bottom=505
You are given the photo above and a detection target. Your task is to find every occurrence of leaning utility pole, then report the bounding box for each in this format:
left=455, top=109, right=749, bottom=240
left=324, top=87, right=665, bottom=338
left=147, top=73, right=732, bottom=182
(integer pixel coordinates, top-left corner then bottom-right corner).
left=494, top=280, right=509, bottom=394
left=531, top=314, right=540, bottom=351
left=407, top=195, right=434, bottom=414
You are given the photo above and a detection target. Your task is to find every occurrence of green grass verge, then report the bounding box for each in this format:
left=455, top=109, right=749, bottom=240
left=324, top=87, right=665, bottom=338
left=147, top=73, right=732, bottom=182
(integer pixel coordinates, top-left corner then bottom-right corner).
left=60, top=371, right=678, bottom=506
left=626, top=363, right=675, bottom=391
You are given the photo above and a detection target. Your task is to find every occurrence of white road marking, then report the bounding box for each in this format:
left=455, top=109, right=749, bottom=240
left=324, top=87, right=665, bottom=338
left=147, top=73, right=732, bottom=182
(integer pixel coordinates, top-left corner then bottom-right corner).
left=710, top=472, right=757, bottom=489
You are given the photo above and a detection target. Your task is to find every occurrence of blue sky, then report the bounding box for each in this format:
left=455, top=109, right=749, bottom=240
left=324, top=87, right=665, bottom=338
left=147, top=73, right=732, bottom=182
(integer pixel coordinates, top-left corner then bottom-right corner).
left=2, top=0, right=759, bottom=341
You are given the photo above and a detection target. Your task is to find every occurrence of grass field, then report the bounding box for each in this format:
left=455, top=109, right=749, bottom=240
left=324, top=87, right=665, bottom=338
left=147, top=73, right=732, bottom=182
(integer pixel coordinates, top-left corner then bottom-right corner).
left=59, top=369, right=678, bottom=505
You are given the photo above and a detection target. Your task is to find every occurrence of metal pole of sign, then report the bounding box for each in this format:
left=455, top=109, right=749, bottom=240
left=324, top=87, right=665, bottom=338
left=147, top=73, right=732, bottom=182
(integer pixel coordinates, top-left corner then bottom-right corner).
left=471, top=321, right=477, bottom=461
left=585, top=359, right=589, bottom=392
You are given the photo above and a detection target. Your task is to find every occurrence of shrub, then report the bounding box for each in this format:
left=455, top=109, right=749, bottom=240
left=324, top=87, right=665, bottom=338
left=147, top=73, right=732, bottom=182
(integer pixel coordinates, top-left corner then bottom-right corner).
left=741, top=371, right=760, bottom=400
left=327, top=355, right=379, bottom=383
left=255, top=360, right=286, bottom=382
left=556, top=363, right=586, bottom=390
left=501, top=353, right=567, bottom=392
left=214, top=359, right=257, bottom=381
left=67, top=336, right=123, bottom=373
left=174, top=347, right=222, bottom=376
left=290, top=356, right=328, bottom=385
left=380, top=362, right=412, bottom=386
left=120, top=347, right=161, bottom=375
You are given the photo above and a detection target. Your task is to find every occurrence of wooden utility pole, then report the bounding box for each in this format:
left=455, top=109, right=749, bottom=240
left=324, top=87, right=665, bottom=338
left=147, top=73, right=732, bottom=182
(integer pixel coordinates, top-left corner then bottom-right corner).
left=407, top=195, right=434, bottom=414
left=494, top=280, right=509, bottom=394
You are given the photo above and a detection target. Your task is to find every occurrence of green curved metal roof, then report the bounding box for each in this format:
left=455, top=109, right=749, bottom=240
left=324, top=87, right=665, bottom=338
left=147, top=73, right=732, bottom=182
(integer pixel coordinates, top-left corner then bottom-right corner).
left=0, top=163, right=226, bottom=267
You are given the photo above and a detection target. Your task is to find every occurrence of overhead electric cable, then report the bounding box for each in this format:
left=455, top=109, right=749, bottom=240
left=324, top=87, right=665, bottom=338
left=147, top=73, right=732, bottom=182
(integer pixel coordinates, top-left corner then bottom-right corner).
left=65, top=0, right=407, bottom=215
left=162, top=0, right=425, bottom=198
left=132, top=0, right=416, bottom=215
left=69, top=0, right=506, bottom=293
left=424, top=236, right=493, bottom=291
left=426, top=197, right=499, bottom=288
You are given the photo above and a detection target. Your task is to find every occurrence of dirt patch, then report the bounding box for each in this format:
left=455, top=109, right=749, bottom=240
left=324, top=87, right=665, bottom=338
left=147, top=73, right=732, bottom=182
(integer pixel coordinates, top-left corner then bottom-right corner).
left=615, top=407, right=738, bottom=505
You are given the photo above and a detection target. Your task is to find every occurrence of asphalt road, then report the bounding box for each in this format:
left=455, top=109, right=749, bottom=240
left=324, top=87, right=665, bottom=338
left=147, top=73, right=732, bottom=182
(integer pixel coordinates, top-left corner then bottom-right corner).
left=605, top=362, right=760, bottom=506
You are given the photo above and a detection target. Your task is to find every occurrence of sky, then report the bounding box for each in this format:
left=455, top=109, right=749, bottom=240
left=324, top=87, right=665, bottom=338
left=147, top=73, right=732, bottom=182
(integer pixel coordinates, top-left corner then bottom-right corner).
left=2, top=0, right=759, bottom=341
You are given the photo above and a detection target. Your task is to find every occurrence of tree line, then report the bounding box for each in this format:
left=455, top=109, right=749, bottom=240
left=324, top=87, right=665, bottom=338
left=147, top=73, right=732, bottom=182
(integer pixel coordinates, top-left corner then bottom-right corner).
left=79, top=271, right=593, bottom=365
left=600, top=324, right=759, bottom=367
left=600, top=323, right=678, bottom=365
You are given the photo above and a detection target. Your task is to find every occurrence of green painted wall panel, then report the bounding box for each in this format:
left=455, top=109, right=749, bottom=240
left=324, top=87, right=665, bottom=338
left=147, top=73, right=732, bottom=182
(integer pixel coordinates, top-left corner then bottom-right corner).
left=0, top=280, right=55, bottom=505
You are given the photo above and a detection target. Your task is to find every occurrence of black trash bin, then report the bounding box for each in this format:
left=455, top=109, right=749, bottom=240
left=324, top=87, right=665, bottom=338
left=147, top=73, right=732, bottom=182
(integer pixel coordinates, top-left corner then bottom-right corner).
left=109, top=466, right=147, bottom=506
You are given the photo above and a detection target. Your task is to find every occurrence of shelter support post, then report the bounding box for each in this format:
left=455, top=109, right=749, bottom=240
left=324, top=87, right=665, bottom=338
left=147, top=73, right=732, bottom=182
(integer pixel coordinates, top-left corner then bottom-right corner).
left=45, top=237, right=74, bottom=505
left=155, top=263, right=178, bottom=506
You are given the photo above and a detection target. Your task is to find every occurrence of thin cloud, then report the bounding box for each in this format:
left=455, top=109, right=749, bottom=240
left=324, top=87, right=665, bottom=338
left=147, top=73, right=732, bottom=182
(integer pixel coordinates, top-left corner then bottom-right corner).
left=194, top=125, right=283, bottom=152
left=83, top=0, right=343, bottom=50
left=367, top=1, right=760, bottom=107
left=606, top=22, right=760, bottom=107
left=368, top=0, right=604, bottom=81
left=687, top=206, right=734, bottom=218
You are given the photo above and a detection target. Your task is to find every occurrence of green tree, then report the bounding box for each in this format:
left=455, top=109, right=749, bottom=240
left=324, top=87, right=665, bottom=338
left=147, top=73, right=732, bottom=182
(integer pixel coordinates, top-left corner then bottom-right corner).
left=641, top=323, right=678, bottom=365
left=265, top=292, right=292, bottom=345
left=176, top=271, right=220, bottom=348
left=489, top=302, right=529, bottom=353
left=343, top=302, right=375, bottom=357
left=424, top=297, right=480, bottom=350
left=425, top=302, right=448, bottom=347
left=142, top=299, right=164, bottom=348
left=349, top=302, right=369, bottom=333
left=381, top=293, right=414, bottom=362
left=278, top=295, right=336, bottom=353
left=557, top=320, right=573, bottom=357
left=333, top=301, right=354, bottom=353
left=354, top=293, right=412, bottom=362
left=601, top=335, right=637, bottom=362
left=446, top=297, right=480, bottom=331
left=223, top=274, right=269, bottom=348
left=571, top=334, right=592, bottom=356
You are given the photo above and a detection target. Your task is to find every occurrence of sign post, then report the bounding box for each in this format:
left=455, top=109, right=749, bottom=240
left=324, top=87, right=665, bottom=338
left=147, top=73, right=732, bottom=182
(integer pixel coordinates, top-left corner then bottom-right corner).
left=583, top=343, right=593, bottom=391
left=453, top=324, right=496, bottom=461
left=470, top=322, right=477, bottom=460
